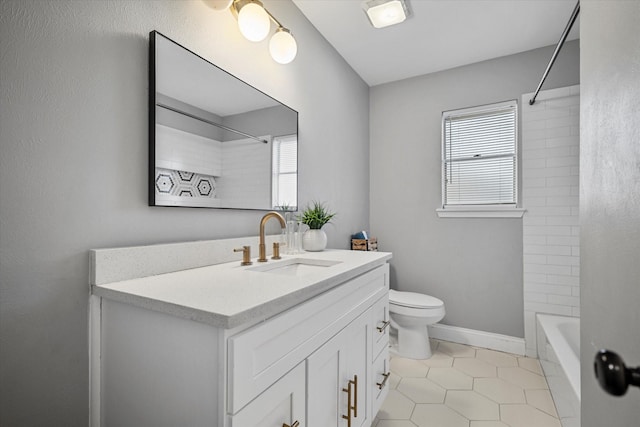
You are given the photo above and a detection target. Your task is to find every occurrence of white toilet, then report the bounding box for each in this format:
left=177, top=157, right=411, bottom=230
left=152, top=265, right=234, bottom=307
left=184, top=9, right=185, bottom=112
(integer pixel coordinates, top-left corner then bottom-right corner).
left=388, top=289, right=445, bottom=359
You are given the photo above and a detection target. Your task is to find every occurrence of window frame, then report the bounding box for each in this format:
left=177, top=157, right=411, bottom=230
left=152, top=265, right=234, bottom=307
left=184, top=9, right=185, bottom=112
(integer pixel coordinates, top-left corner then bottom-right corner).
left=437, top=100, right=525, bottom=218
left=271, top=134, right=298, bottom=211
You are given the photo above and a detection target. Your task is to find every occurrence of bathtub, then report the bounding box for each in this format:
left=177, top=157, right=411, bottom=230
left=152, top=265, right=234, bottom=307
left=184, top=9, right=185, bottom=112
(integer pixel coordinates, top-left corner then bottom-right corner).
left=536, top=314, right=580, bottom=427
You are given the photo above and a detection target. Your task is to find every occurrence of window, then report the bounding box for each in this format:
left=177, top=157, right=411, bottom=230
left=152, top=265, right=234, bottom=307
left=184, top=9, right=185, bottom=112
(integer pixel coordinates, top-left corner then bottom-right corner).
left=439, top=100, right=523, bottom=218
left=272, top=135, right=297, bottom=210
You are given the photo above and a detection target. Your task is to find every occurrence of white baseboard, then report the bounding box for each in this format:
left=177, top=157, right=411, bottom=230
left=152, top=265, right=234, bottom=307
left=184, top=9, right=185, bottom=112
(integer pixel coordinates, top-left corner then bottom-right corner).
left=428, top=324, right=526, bottom=356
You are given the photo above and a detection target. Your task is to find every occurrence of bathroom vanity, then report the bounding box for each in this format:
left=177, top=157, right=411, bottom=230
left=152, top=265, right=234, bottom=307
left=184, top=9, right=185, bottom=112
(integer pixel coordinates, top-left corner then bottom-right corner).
left=89, top=236, right=391, bottom=427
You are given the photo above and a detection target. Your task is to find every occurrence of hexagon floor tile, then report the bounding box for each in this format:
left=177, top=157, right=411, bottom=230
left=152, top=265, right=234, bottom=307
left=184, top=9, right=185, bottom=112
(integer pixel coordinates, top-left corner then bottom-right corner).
left=374, top=340, right=561, bottom=427
left=445, top=390, right=500, bottom=420
left=498, top=366, right=549, bottom=389
left=411, top=404, right=469, bottom=427
left=391, top=357, right=430, bottom=378
left=397, top=377, right=446, bottom=403
left=377, top=390, right=415, bottom=420
left=476, top=349, right=519, bottom=367
left=454, top=357, right=498, bottom=378
left=474, top=378, right=526, bottom=404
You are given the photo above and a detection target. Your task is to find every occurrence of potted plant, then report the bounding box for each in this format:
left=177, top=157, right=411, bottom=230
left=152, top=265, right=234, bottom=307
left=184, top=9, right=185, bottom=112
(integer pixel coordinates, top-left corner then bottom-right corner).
left=299, top=201, right=336, bottom=251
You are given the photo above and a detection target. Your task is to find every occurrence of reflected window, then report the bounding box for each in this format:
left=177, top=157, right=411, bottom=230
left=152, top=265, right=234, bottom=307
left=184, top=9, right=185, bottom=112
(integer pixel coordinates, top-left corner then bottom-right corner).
left=272, top=135, right=298, bottom=210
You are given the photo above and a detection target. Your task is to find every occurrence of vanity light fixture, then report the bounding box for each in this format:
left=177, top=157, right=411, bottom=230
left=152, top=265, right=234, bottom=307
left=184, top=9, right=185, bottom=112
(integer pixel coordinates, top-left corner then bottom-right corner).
left=363, top=0, right=409, bottom=29
left=203, top=0, right=298, bottom=64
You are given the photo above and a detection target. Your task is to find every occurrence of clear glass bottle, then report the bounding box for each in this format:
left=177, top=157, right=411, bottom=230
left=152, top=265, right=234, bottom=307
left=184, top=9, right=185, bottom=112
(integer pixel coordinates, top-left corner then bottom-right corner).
left=294, top=221, right=304, bottom=253
left=285, top=220, right=296, bottom=254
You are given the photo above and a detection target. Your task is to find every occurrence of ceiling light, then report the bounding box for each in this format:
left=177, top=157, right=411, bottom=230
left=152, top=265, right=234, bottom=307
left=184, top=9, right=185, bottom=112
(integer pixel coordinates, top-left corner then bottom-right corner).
left=269, top=28, right=298, bottom=64
left=209, top=0, right=297, bottom=64
left=363, top=0, right=408, bottom=29
left=236, top=0, right=271, bottom=42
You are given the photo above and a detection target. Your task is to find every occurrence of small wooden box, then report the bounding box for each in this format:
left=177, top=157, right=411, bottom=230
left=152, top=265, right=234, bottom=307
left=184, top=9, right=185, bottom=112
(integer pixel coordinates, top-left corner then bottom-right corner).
left=351, top=237, right=378, bottom=251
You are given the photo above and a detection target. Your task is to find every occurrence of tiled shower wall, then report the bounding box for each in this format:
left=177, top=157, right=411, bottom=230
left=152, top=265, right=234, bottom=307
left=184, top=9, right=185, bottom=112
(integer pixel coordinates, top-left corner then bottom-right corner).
left=521, top=85, right=580, bottom=357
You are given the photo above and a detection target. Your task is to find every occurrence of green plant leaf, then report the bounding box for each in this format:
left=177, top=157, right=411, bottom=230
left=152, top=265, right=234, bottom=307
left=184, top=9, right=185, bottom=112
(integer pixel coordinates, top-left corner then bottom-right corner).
left=298, top=201, right=336, bottom=229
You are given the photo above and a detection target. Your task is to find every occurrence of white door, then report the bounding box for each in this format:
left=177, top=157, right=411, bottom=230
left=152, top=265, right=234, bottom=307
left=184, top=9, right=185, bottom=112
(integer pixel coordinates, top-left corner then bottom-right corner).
left=581, top=2, right=640, bottom=426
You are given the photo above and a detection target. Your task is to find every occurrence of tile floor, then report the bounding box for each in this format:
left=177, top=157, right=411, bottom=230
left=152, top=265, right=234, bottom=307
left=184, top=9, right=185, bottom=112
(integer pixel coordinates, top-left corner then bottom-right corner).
left=373, top=340, right=561, bottom=427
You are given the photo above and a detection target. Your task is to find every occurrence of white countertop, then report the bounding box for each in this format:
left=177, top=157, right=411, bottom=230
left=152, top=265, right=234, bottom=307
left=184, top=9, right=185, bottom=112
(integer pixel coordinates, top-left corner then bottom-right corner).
left=92, top=249, right=392, bottom=329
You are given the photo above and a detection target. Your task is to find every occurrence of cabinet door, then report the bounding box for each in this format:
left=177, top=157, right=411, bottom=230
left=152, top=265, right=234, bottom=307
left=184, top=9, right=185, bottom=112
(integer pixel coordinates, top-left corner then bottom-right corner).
left=307, top=310, right=370, bottom=427
left=343, top=310, right=370, bottom=427
left=230, top=362, right=305, bottom=427
left=307, top=328, right=343, bottom=427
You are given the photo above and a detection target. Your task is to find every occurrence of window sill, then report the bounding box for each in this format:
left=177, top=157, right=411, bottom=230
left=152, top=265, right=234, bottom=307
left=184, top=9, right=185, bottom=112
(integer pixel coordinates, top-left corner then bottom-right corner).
left=436, top=207, right=526, bottom=218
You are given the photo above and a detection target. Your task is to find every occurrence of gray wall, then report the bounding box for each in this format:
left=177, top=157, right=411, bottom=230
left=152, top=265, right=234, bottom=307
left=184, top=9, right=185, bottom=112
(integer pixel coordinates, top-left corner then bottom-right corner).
left=0, top=1, right=369, bottom=425
left=370, top=41, right=580, bottom=337
left=580, top=1, right=640, bottom=425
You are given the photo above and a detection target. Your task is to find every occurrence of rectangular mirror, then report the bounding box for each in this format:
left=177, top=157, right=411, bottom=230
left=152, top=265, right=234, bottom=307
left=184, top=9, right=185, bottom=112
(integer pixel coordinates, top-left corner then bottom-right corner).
left=149, top=31, right=298, bottom=210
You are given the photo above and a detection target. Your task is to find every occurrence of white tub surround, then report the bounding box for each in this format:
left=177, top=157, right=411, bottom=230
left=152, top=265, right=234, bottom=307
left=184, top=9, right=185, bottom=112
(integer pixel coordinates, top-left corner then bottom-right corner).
left=90, top=237, right=392, bottom=427
left=537, top=314, right=580, bottom=427
left=522, top=85, right=580, bottom=357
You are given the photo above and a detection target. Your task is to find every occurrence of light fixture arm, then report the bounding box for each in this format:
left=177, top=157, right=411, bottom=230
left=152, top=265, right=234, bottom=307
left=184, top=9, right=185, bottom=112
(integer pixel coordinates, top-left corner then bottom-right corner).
left=264, top=8, right=285, bottom=30
left=231, top=0, right=289, bottom=31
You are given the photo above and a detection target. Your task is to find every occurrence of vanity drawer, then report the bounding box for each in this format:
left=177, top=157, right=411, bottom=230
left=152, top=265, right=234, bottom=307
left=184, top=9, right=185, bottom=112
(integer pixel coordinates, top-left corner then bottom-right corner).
left=371, top=294, right=390, bottom=360
left=371, top=346, right=391, bottom=417
left=228, top=264, right=389, bottom=414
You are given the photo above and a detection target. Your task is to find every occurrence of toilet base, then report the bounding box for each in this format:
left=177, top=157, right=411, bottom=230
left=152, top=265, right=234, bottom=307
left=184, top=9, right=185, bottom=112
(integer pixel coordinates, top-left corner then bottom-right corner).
left=391, top=325, right=433, bottom=359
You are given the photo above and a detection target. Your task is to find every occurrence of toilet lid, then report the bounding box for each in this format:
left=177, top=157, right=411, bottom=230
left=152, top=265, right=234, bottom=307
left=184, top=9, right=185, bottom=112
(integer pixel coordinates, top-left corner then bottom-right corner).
left=389, top=289, right=444, bottom=309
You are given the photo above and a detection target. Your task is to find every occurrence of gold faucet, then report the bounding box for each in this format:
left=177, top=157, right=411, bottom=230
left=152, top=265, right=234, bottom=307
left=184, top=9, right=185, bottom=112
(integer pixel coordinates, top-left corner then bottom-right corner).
left=258, top=211, right=286, bottom=262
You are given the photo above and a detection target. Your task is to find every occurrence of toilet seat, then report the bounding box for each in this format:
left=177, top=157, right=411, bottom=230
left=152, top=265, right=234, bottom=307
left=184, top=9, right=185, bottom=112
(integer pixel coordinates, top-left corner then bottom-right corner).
left=389, top=289, right=444, bottom=309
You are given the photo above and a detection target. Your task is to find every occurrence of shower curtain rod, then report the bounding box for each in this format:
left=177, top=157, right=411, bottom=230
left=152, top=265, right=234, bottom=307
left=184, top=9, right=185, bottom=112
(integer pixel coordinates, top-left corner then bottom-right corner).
left=529, top=0, right=580, bottom=105
left=156, top=103, right=269, bottom=144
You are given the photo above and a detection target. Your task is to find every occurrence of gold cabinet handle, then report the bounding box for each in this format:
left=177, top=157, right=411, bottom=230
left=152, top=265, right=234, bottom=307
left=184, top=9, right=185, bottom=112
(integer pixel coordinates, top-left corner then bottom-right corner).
left=353, top=374, right=358, bottom=418
left=377, top=372, right=390, bottom=390
left=341, top=379, right=352, bottom=427
left=341, top=375, right=358, bottom=427
left=376, top=320, right=390, bottom=333
left=282, top=421, right=299, bottom=427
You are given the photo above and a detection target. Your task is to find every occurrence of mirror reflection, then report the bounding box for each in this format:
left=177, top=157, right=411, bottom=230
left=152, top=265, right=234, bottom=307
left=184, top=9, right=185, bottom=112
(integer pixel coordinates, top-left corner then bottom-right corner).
left=149, top=31, right=298, bottom=210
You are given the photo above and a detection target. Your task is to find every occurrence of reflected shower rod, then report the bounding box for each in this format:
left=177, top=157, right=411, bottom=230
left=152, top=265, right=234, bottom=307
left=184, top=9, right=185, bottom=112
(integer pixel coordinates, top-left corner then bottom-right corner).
left=156, top=102, right=269, bottom=144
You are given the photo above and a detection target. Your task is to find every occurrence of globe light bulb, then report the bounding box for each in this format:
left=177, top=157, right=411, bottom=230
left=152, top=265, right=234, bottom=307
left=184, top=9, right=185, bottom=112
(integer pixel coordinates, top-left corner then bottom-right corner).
left=269, top=28, right=297, bottom=64
left=237, top=2, right=270, bottom=42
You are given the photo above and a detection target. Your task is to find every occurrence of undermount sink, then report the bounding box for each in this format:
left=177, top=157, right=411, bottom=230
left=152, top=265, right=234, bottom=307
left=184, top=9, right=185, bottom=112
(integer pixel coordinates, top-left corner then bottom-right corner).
left=248, top=258, right=342, bottom=276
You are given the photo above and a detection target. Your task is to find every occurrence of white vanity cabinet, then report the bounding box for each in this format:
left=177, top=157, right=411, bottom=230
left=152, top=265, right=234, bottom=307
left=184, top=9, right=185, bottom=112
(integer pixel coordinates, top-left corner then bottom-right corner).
left=90, top=243, right=392, bottom=427
left=228, top=264, right=389, bottom=427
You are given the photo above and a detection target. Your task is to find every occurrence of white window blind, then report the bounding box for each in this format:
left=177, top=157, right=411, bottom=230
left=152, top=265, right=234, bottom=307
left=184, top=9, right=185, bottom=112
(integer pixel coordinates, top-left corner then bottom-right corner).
left=442, top=100, right=517, bottom=207
left=272, top=135, right=297, bottom=210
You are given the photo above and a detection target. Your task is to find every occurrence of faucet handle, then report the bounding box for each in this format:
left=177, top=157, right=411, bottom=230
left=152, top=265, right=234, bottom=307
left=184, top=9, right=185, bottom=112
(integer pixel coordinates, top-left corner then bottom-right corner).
left=233, top=246, right=252, bottom=266
left=272, top=242, right=285, bottom=260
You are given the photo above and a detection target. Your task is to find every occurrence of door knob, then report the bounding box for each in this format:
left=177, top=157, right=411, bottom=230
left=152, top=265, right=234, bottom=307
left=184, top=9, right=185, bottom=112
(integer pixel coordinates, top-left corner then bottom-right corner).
left=594, top=349, right=640, bottom=396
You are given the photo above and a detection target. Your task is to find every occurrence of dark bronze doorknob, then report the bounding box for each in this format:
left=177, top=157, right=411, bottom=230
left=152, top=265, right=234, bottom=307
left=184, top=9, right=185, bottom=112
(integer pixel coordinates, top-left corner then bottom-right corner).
left=594, top=349, right=640, bottom=396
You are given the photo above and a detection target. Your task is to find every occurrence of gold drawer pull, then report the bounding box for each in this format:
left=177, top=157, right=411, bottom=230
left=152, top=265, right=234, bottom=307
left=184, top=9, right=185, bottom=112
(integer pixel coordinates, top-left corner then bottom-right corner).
left=377, top=372, right=390, bottom=390
left=341, top=374, right=358, bottom=427
left=282, top=421, right=299, bottom=427
left=376, top=320, right=390, bottom=333
left=353, top=374, right=358, bottom=418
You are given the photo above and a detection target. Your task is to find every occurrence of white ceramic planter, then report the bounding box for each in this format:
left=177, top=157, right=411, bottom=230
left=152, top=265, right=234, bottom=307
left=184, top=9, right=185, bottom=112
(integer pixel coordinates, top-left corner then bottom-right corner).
left=302, top=229, right=327, bottom=252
